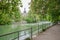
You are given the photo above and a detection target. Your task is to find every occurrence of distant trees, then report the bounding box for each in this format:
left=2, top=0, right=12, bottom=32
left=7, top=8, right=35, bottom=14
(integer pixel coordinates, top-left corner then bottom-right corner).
left=0, top=0, right=22, bottom=24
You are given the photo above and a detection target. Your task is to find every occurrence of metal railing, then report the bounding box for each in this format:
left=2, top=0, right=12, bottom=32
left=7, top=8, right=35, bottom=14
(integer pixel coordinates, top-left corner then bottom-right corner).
left=0, top=23, right=53, bottom=40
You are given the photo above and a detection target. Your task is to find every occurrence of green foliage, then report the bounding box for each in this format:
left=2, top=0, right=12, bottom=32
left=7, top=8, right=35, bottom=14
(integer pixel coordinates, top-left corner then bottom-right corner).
left=24, top=37, right=31, bottom=40
left=0, top=13, right=12, bottom=24
left=0, top=0, right=22, bottom=24
left=30, top=0, right=60, bottom=23
left=46, top=0, right=60, bottom=23
left=25, top=12, right=40, bottom=23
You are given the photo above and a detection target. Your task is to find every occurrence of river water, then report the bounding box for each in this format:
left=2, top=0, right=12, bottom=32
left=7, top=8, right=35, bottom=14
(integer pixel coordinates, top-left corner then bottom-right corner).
left=0, top=21, right=52, bottom=40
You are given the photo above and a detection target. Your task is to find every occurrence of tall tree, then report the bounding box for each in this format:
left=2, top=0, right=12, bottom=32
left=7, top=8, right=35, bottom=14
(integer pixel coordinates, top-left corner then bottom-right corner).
left=0, top=0, right=22, bottom=24
left=30, top=0, right=60, bottom=22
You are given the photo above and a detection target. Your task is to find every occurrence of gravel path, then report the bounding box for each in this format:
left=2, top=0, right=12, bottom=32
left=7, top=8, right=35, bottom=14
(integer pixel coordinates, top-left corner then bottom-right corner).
left=33, top=24, right=60, bottom=40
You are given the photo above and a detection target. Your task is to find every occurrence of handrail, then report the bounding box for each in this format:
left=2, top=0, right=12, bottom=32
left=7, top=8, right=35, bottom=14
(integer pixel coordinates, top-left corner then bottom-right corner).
left=0, top=23, right=54, bottom=40
left=0, top=28, right=31, bottom=37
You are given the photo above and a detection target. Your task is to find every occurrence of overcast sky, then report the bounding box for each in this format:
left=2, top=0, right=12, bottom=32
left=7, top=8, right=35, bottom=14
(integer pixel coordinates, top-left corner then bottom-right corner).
left=19, top=0, right=31, bottom=13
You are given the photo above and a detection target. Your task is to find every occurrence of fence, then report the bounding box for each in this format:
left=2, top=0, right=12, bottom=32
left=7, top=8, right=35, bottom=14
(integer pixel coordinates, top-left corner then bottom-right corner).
left=0, top=23, right=53, bottom=40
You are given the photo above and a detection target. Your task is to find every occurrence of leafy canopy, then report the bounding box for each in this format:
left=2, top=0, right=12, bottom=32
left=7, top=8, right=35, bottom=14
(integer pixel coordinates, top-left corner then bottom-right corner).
left=0, top=0, right=22, bottom=24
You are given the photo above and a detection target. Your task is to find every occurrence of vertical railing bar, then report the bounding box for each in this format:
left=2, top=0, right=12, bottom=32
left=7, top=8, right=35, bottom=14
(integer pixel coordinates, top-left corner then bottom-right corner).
left=46, top=24, right=47, bottom=29
left=38, top=24, right=39, bottom=35
left=42, top=23, right=43, bottom=31
left=24, top=30, right=26, bottom=35
left=31, top=27, right=32, bottom=40
left=18, top=32, right=19, bottom=40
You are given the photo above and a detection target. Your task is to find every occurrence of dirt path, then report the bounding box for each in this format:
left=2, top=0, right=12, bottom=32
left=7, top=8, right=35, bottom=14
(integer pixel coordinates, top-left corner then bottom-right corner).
left=33, top=24, right=60, bottom=40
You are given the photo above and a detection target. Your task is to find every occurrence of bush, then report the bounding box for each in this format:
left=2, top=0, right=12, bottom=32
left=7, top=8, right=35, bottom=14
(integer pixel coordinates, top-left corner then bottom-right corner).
left=0, top=10, right=21, bottom=25
left=25, top=13, right=40, bottom=23
left=0, top=12, right=12, bottom=25
left=24, top=37, right=31, bottom=40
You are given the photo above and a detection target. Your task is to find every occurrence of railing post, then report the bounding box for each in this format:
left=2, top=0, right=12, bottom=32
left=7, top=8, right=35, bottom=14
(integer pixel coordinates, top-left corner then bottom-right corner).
left=31, top=27, right=32, bottom=40
left=49, top=23, right=50, bottom=27
left=18, top=32, right=19, bottom=40
left=38, top=24, right=39, bottom=35
left=24, top=31, right=26, bottom=35
left=46, top=24, right=47, bottom=28
left=42, top=23, right=43, bottom=31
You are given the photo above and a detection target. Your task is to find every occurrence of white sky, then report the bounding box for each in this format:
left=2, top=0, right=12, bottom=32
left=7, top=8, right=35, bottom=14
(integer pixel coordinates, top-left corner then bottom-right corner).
left=19, top=0, right=31, bottom=13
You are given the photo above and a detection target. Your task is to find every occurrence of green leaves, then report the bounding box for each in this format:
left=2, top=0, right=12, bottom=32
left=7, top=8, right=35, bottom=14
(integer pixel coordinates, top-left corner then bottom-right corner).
left=0, top=0, right=21, bottom=25
left=25, top=13, right=40, bottom=23
left=30, top=0, right=60, bottom=22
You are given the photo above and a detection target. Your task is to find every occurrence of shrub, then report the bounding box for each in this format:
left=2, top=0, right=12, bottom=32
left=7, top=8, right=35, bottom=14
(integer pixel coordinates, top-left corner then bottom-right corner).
left=24, top=37, right=31, bottom=40
left=25, top=13, right=40, bottom=23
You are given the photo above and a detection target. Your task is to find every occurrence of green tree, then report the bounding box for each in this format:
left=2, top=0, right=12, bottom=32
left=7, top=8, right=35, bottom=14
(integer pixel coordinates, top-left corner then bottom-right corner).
left=0, top=0, right=22, bottom=24
left=30, top=0, right=60, bottom=23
